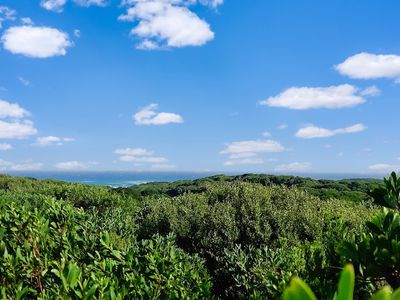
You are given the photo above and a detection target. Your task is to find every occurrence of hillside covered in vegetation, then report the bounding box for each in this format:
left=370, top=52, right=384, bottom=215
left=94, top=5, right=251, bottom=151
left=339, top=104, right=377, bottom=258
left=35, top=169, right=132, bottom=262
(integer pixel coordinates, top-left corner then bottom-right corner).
left=1, top=173, right=400, bottom=299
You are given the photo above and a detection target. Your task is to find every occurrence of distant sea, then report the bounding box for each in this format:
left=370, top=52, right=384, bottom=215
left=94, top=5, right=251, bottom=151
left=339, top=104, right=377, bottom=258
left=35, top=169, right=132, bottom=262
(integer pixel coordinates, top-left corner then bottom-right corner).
left=1, top=171, right=384, bottom=188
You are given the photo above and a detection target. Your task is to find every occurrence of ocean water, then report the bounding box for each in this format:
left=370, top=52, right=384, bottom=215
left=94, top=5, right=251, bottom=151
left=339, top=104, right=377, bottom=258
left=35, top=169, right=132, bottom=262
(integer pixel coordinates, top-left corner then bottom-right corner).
left=3, top=171, right=219, bottom=188
left=2, top=171, right=383, bottom=188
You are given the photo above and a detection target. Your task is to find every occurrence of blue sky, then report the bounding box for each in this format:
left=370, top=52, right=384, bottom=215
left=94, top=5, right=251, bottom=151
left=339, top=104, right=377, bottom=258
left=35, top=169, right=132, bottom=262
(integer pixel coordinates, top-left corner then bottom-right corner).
left=0, top=0, right=400, bottom=174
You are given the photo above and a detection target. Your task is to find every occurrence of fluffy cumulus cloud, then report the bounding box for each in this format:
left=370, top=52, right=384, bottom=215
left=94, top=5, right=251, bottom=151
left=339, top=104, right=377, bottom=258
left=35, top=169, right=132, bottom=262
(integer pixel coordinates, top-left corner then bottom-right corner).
left=0, top=120, right=37, bottom=139
left=0, top=6, right=16, bottom=29
left=1, top=26, right=73, bottom=58
left=0, top=99, right=30, bottom=119
left=40, top=0, right=107, bottom=12
left=296, top=123, right=367, bottom=139
left=0, top=100, right=37, bottom=139
left=336, top=53, right=400, bottom=79
left=221, top=139, right=285, bottom=166
left=114, top=147, right=174, bottom=169
left=119, top=0, right=219, bottom=49
left=368, top=164, right=400, bottom=173
left=0, top=143, right=12, bottom=151
left=134, top=104, right=183, bottom=125
left=260, top=84, right=367, bottom=110
left=33, top=136, right=75, bottom=147
left=274, top=162, right=312, bottom=172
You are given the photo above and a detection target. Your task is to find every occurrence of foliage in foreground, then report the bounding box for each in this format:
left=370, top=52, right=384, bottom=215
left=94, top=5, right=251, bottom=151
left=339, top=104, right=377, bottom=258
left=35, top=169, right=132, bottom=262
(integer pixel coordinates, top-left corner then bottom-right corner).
left=0, top=172, right=399, bottom=299
left=0, top=198, right=211, bottom=299
left=283, top=264, right=400, bottom=300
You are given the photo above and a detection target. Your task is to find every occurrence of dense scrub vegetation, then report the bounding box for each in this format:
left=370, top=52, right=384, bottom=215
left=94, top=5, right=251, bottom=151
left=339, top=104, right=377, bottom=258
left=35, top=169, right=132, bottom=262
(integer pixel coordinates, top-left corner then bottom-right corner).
left=1, top=172, right=400, bottom=299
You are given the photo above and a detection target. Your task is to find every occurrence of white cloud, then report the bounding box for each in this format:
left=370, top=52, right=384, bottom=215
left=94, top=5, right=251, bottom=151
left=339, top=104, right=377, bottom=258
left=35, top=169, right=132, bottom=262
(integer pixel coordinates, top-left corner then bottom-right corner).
left=120, top=155, right=168, bottom=163
left=0, top=143, right=12, bottom=151
left=296, top=123, right=367, bottom=139
left=114, top=148, right=154, bottom=156
left=336, top=53, right=400, bottom=79
left=73, top=0, right=108, bottom=7
left=55, top=161, right=86, bottom=170
left=199, top=0, right=224, bottom=8
left=18, top=77, right=31, bottom=86
left=2, top=26, right=73, bottom=58
left=275, top=162, right=312, bottom=172
left=0, top=99, right=30, bottom=119
left=221, top=139, right=285, bottom=155
left=41, top=0, right=67, bottom=12
left=260, top=84, right=366, bottom=110
left=33, top=136, right=75, bottom=147
left=134, top=104, right=183, bottom=125
left=221, top=139, right=285, bottom=167
left=0, top=120, right=37, bottom=139
left=224, top=158, right=264, bottom=166
left=360, top=85, right=380, bottom=97
left=119, top=0, right=215, bottom=49
left=21, top=17, right=34, bottom=25
left=0, top=99, right=37, bottom=139
left=0, top=6, right=16, bottom=29
left=114, top=146, right=175, bottom=168
left=368, top=164, right=400, bottom=173
left=41, top=0, right=107, bottom=12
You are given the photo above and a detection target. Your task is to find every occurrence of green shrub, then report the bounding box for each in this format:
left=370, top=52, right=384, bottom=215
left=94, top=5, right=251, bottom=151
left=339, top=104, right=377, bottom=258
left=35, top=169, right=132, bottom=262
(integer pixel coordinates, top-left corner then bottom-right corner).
left=0, top=197, right=212, bottom=299
left=340, top=208, right=400, bottom=293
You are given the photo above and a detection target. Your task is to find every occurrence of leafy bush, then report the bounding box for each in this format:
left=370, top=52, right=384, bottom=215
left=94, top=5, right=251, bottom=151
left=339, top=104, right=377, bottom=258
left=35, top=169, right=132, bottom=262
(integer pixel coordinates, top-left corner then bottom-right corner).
left=340, top=208, right=400, bottom=292
left=217, top=244, right=305, bottom=299
left=0, top=197, right=211, bottom=299
left=383, top=172, right=400, bottom=209
left=136, top=182, right=375, bottom=298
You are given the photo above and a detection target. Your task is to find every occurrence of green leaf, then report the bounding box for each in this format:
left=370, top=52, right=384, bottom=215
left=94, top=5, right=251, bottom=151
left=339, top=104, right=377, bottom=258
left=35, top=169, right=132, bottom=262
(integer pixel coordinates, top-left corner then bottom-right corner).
left=390, top=287, right=400, bottom=299
left=283, top=277, right=317, bottom=300
left=370, top=286, right=392, bottom=300
left=336, top=264, right=354, bottom=300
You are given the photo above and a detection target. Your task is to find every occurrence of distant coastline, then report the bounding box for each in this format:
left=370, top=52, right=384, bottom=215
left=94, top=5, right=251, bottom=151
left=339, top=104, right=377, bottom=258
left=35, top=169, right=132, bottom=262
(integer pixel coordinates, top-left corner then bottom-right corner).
left=1, top=171, right=384, bottom=188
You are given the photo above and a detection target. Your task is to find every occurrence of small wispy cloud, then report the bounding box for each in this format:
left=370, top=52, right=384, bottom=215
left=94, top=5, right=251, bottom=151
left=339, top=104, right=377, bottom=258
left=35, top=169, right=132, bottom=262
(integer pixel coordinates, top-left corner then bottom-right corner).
left=296, top=123, right=367, bottom=139
left=134, top=104, right=183, bottom=126
left=18, top=77, right=31, bottom=86
left=33, top=136, right=75, bottom=147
